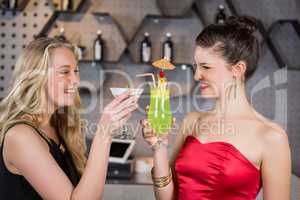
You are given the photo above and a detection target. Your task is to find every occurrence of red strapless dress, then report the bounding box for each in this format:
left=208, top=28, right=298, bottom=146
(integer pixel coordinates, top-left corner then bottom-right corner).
left=175, top=135, right=262, bottom=200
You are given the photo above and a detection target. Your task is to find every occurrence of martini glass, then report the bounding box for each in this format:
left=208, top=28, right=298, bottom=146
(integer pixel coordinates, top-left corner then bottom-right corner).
left=110, top=87, right=143, bottom=139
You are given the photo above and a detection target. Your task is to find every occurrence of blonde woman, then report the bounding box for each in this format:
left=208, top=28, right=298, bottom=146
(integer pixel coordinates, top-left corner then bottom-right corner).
left=0, top=37, right=138, bottom=199
left=142, top=16, right=291, bottom=200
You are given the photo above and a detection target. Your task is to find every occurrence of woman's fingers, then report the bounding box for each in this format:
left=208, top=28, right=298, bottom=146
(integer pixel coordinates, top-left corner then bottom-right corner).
left=140, top=120, right=154, bottom=135
left=140, top=119, right=149, bottom=127
left=113, top=104, right=137, bottom=121
left=172, top=117, right=177, bottom=128
left=140, top=118, right=171, bottom=147
left=117, top=113, right=132, bottom=128
left=106, top=91, right=130, bottom=109
left=145, top=105, right=149, bottom=112
left=107, top=112, right=133, bottom=135
left=172, top=117, right=176, bottom=124
left=113, top=95, right=138, bottom=113
left=103, top=94, right=138, bottom=121
left=142, top=127, right=154, bottom=138
left=100, top=92, right=139, bottom=133
left=141, top=119, right=156, bottom=142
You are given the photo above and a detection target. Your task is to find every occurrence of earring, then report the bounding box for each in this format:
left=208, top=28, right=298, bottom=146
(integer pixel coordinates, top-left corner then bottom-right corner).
left=233, top=76, right=237, bottom=99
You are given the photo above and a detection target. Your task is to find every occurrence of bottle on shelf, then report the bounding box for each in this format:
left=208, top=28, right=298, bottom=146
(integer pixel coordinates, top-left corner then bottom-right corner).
left=94, top=30, right=104, bottom=62
left=1, top=0, right=17, bottom=9
left=61, top=0, right=73, bottom=11
left=162, top=32, right=173, bottom=62
left=0, top=0, right=9, bottom=9
left=9, top=0, right=18, bottom=9
left=140, top=32, right=151, bottom=63
left=72, top=33, right=85, bottom=61
left=67, top=0, right=73, bottom=11
left=215, top=4, right=226, bottom=24
left=75, top=45, right=85, bottom=61
left=54, top=28, right=67, bottom=42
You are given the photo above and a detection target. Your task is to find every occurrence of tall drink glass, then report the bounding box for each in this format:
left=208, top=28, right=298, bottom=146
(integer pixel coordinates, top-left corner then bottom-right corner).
left=147, top=86, right=172, bottom=135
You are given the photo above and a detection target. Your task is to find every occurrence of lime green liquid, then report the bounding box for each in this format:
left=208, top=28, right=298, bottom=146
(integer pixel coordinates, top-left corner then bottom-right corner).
left=147, top=87, right=172, bottom=135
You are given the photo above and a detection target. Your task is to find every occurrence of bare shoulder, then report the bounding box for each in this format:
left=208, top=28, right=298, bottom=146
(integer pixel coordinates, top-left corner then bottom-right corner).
left=4, top=123, right=49, bottom=161
left=5, top=123, right=45, bottom=144
left=258, top=116, right=288, bottom=144
left=2, top=123, right=74, bottom=199
left=251, top=110, right=288, bottom=146
left=260, top=122, right=290, bottom=155
left=255, top=111, right=286, bottom=135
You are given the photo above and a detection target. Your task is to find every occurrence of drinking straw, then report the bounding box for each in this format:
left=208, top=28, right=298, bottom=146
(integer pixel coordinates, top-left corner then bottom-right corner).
left=136, top=73, right=156, bottom=87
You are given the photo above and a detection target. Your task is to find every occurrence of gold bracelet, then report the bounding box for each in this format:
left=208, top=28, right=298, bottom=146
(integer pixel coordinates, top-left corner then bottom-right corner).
left=153, top=175, right=172, bottom=188
left=151, top=167, right=172, bottom=188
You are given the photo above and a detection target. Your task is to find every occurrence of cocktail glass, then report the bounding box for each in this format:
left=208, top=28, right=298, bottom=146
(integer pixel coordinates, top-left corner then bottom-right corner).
left=109, top=87, right=143, bottom=139
left=147, top=86, right=172, bottom=135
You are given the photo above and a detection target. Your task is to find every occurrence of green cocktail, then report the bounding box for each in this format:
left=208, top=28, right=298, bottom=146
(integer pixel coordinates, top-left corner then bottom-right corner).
left=136, top=58, right=175, bottom=136
left=147, top=86, right=172, bottom=135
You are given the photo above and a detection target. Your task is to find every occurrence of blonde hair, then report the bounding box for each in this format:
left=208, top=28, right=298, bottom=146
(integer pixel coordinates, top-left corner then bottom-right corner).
left=0, top=37, right=87, bottom=174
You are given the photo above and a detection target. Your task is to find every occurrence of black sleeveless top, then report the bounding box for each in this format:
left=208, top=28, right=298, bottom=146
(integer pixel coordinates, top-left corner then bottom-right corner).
left=0, top=120, right=80, bottom=200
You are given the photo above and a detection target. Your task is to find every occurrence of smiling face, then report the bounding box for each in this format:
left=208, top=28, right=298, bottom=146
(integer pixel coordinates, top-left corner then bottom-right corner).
left=193, top=45, right=234, bottom=98
left=47, top=47, right=80, bottom=108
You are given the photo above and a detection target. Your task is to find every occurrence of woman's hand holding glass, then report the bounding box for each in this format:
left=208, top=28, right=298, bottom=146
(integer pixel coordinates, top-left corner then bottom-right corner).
left=141, top=111, right=176, bottom=151
left=98, top=91, right=138, bottom=138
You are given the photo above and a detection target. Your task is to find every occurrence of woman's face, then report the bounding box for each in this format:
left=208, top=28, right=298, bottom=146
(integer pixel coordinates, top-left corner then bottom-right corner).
left=47, top=47, right=80, bottom=108
left=193, top=46, right=234, bottom=98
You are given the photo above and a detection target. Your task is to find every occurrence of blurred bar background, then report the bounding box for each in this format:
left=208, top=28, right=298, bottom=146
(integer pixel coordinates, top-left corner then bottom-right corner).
left=0, top=0, right=299, bottom=199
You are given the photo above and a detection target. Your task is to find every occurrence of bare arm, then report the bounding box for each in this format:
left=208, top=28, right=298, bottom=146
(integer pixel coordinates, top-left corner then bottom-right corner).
left=151, top=128, right=188, bottom=200
left=4, top=92, right=138, bottom=200
left=142, top=112, right=202, bottom=200
left=261, top=128, right=291, bottom=200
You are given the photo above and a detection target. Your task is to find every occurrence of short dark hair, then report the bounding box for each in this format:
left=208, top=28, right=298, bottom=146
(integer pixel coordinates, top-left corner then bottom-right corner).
left=196, top=16, right=260, bottom=81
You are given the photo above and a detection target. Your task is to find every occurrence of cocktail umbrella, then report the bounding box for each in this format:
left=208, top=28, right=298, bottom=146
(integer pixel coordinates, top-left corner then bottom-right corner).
left=152, top=58, right=175, bottom=81
left=152, top=58, right=175, bottom=70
